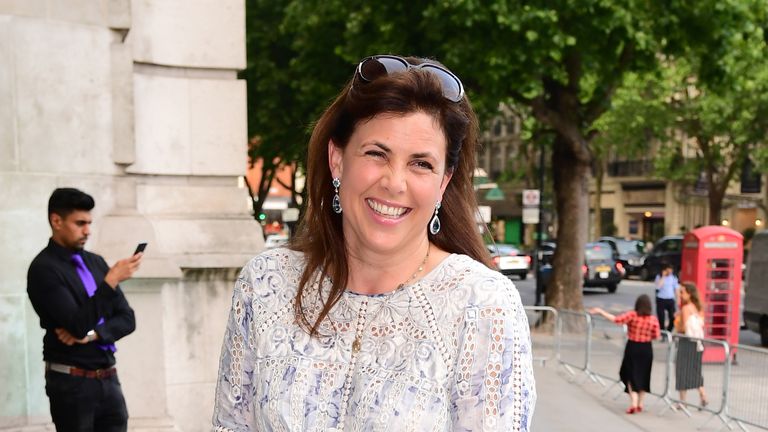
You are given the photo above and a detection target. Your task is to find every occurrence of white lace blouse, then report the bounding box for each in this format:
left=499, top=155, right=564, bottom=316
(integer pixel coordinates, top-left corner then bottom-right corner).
left=212, top=248, right=536, bottom=431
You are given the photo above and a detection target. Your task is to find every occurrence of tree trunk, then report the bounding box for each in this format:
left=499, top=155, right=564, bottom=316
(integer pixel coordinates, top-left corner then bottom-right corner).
left=593, top=156, right=604, bottom=240
left=546, top=134, right=590, bottom=311
left=708, top=182, right=726, bottom=225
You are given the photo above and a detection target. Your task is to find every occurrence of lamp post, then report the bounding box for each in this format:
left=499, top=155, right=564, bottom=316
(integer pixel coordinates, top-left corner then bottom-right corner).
left=535, top=142, right=546, bottom=306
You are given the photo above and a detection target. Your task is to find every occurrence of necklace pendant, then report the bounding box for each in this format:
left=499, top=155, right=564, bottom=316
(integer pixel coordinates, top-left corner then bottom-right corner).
left=352, top=337, right=361, bottom=353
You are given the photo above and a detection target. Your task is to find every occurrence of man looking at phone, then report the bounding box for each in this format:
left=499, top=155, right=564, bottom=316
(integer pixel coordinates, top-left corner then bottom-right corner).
left=655, top=263, right=678, bottom=334
left=27, top=188, right=142, bottom=431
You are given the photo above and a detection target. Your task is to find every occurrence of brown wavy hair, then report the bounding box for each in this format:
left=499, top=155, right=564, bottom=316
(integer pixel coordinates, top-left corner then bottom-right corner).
left=681, top=282, right=702, bottom=312
left=290, top=55, right=492, bottom=336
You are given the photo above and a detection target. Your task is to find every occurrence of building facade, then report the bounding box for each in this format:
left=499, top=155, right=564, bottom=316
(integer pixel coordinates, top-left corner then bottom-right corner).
left=0, top=1, right=259, bottom=431
left=476, top=111, right=766, bottom=247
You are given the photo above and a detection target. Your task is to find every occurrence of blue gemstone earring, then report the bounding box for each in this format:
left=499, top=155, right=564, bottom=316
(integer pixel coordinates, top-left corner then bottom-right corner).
left=332, top=178, right=342, bottom=214
left=429, top=201, right=441, bottom=235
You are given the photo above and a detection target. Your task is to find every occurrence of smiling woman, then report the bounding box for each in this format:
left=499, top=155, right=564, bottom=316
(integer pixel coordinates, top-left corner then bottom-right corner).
left=212, top=55, right=536, bottom=431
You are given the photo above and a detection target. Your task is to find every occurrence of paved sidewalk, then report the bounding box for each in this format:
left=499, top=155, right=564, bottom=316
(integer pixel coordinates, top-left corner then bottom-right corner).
left=532, top=363, right=730, bottom=432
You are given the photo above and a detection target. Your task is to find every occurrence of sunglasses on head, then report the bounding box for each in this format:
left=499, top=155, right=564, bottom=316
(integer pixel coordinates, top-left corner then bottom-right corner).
left=355, top=55, right=465, bottom=103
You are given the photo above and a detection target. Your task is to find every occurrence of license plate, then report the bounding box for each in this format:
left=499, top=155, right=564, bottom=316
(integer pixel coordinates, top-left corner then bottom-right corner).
left=599, top=271, right=609, bottom=278
left=596, top=265, right=611, bottom=272
left=499, top=257, right=527, bottom=270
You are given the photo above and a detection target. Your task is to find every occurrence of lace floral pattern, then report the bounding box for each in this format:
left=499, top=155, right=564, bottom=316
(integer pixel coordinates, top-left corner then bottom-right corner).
left=212, top=248, right=536, bottom=431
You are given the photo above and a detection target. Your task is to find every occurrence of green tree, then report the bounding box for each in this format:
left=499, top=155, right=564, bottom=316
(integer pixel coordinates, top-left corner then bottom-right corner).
left=416, top=1, right=762, bottom=310
left=653, top=31, right=768, bottom=225
left=590, top=71, right=671, bottom=239
left=244, top=0, right=763, bottom=310
left=242, top=0, right=351, bottom=216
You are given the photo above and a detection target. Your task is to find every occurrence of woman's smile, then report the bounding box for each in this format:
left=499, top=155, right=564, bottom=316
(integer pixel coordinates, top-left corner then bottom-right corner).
left=366, top=198, right=410, bottom=219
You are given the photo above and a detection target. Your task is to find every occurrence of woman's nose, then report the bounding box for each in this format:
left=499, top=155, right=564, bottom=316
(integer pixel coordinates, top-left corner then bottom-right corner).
left=381, top=166, right=407, bottom=193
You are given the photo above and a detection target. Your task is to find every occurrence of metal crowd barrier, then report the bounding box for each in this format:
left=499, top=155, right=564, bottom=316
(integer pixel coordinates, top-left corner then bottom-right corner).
left=587, top=314, right=627, bottom=389
left=555, top=310, right=593, bottom=381
left=723, top=344, right=768, bottom=431
left=530, top=308, right=768, bottom=431
left=659, top=333, right=730, bottom=429
left=523, top=306, right=559, bottom=366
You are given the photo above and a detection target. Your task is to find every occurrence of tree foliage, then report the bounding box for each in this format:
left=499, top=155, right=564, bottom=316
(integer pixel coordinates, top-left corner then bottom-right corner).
left=243, top=0, right=766, bottom=309
left=653, top=26, right=768, bottom=225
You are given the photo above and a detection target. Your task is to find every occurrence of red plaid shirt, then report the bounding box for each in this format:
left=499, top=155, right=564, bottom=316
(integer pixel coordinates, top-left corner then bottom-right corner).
left=614, top=311, right=660, bottom=342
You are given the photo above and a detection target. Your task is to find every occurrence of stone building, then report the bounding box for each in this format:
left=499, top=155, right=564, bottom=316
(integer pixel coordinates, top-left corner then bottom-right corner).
left=0, top=1, right=259, bottom=430
left=477, top=110, right=766, bottom=246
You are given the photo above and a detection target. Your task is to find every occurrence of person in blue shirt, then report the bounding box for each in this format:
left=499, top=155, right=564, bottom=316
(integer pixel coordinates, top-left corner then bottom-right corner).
left=655, top=263, right=678, bottom=333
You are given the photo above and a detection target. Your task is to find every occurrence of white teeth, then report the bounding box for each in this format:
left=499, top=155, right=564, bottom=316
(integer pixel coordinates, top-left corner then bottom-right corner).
left=367, top=199, right=407, bottom=217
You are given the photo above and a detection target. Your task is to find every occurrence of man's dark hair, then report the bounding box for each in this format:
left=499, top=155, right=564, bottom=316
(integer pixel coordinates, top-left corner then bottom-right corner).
left=48, top=188, right=94, bottom=223
left=635, top=294, right=653, bottom=316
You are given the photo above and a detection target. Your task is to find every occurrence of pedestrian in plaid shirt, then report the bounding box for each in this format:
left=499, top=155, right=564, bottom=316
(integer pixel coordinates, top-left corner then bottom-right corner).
left=590, top=294, right=660, bottom=415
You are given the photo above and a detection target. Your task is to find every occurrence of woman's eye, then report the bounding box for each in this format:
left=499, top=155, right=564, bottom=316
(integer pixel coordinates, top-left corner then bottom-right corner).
left=413, top=160, right=434, bottom=170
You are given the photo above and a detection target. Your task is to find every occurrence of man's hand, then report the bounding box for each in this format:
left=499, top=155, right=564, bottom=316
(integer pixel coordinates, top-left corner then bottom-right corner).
left=103, top=253, right=143, bottom=289
left=55, top=328, right=89, bottom=345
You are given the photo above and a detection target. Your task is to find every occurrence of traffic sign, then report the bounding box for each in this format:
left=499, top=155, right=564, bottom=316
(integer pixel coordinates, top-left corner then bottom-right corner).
left=522, top=189, right=540, bottom=207
left=523, top=207, right=540, bottom=224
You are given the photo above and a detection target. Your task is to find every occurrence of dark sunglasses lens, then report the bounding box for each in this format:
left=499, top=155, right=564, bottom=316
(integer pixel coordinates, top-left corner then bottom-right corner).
left=422, top=65, right=463, bottom=102
left=359, top=57, right=408, bottom=82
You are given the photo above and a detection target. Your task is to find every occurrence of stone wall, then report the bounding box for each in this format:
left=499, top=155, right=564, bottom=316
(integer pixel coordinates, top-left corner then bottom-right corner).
left=0, top=1, right=259, bottom=430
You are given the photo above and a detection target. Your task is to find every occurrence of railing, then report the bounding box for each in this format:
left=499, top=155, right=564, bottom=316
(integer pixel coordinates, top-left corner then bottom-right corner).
left=524, top=306, right=559, bottom=366
left=525, top=307, right=768, bottom=431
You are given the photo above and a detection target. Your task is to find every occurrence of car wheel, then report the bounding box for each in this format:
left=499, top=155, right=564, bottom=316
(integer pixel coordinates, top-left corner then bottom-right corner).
left=607, top=284, right=618, bottom=294
left=639, top=267, right=650, bottom=281
left=520, top=273, right=528, bottom=281
left=761, top=317, right=768, bottom=348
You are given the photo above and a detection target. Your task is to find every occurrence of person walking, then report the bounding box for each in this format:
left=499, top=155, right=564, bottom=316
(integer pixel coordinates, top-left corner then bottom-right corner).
left=675, top=282, right=708, bottom=409
left=27, top=188, right=143, bottom=431
left=590, top=295, right=661, bottom=414
left=212, top=54, right=536, bottom=430
left=655, top=263, right=678, bottom=334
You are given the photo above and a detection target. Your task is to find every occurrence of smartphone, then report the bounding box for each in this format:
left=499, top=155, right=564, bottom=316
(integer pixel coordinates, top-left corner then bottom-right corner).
left=133, top=242, right=148, bottom=255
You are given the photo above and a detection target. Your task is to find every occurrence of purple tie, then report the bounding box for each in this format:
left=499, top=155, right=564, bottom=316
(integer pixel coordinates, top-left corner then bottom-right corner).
left=71, top=254, right=116, bottom=352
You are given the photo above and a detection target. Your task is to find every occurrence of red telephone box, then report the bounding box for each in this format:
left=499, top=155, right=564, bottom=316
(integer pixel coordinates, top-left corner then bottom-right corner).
left=680, top=226, right=743, bottom=362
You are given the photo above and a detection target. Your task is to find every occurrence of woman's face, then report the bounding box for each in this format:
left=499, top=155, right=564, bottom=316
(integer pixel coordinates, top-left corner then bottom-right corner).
left=328, top=111, right=452, bottom=256
left=680, top=287, right=690, bottom=302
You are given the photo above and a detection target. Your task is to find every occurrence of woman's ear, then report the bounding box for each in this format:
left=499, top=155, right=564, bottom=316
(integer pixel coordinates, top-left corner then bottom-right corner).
left=328, top=140, right=343, bottom=179
left=439, top=168, right=454, bottom=195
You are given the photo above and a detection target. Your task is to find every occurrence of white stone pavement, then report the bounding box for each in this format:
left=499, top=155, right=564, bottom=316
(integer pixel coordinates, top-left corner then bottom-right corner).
left=532, top=362, right=737, bottom=432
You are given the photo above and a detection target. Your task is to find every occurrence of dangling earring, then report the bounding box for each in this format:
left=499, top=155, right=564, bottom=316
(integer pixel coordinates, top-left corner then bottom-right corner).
left=332, top=177, right=342, bottom=214
left=429, top=201, right=441, bottom=235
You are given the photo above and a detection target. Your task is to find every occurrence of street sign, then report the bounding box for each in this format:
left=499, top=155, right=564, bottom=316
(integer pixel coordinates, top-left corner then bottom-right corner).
left=522, top=189, right=540, bottom=207
left=282, top=208, right=299, bottom=222
left=523, top=207, right=540, bottom=224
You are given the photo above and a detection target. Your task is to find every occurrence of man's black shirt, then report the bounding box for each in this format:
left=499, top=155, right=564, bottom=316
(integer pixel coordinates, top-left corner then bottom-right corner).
left=27, top=239, right=135, bottom=370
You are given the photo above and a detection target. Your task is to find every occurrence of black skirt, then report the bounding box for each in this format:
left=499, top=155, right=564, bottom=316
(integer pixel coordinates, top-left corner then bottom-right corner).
left=675, top=338, right=704, bottom=390
left=620, top=340, right=653, bottom=393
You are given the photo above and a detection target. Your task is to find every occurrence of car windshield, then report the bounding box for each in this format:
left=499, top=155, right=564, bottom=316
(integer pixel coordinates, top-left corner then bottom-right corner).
left=585, top=244, right=612, bottom=260
left=615, top=239, right=644, bottom=254
left=489, top=245, right=521, bottom=256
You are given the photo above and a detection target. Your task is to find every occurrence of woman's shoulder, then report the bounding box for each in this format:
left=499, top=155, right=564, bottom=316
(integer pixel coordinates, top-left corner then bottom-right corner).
left=427, top=253, right=522, bottom=310
left=239, top=247, right=305, bottom=290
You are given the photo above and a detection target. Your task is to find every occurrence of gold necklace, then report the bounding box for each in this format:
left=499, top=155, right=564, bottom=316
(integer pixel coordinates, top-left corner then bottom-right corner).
left=350, top=243, right=431, bottom=353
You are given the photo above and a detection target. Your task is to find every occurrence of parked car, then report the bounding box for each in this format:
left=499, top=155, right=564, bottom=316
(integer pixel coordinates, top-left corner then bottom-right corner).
left=639, top=235, right=683, bottom=281
left=597, top=236, right=646, bottom=278
left=264, top=234, right=289, bottom=249
left=487, top=243, right=531, bottom=280
left=744, top=230, right=768, bottom=347
left=583, top=242, right=624, bottom=293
